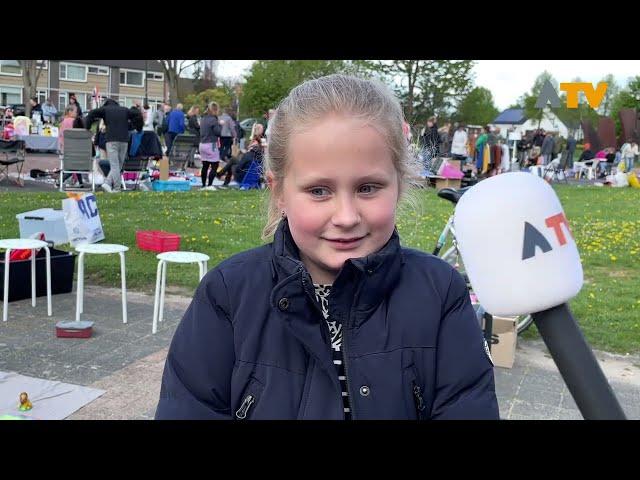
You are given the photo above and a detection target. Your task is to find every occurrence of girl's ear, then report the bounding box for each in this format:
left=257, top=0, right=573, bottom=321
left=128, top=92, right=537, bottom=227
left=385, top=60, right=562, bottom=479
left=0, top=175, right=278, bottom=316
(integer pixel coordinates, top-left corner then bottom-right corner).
left=266, top=171, right=285, bottom=210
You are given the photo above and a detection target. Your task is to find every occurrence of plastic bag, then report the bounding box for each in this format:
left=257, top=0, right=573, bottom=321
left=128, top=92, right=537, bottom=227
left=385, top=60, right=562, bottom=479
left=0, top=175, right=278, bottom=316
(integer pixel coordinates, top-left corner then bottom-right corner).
left=614, top=172, right=629, bottom=188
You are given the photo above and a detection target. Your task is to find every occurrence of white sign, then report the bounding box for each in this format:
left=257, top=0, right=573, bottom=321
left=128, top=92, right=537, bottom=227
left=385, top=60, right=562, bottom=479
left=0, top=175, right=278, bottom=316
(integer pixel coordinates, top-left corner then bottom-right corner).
left=62, top=193, right=105, bottom=246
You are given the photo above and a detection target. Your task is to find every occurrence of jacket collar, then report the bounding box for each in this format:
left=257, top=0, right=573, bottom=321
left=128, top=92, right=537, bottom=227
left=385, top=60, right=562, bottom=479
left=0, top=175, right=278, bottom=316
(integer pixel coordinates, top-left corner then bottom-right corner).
left=271, top=219, right=404, bottom=327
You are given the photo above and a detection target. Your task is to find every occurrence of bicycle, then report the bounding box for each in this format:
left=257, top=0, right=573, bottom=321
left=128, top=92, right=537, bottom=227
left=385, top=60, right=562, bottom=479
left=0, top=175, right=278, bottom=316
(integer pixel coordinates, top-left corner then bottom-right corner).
left=433, top=186, right=534, bottom=336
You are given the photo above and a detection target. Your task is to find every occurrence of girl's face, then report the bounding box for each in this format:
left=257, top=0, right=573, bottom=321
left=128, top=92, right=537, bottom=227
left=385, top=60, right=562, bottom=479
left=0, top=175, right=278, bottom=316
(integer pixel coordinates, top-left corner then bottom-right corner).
left=275, top=114, right=399, bottom=284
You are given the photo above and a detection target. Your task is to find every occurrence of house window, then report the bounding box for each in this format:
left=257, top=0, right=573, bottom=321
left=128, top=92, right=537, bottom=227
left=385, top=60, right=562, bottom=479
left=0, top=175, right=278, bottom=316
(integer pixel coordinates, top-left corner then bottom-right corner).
left=37, top=91, right=47, bottom=105
left=120, top=70, right=144, bottom=87
left=60, top=63, right=87, bottom=82
left=1, top=86, right=22, bottom=105
left=88, top=65, right=109, bottom=75
left=0, top=60, right=22, bottom=76
left=59, top=92, right=88, bottom=112
left=37, top=60, right=48, bottom=70
left=147, top=72, right=164, bottom=81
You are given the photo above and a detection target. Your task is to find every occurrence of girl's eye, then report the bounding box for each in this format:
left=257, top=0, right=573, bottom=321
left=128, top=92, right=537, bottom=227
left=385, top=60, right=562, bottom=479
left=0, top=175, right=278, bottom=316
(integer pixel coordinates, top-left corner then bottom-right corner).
left=359, top=184, right=379, bottom=194
left=310, top=187, right=330, bottom=197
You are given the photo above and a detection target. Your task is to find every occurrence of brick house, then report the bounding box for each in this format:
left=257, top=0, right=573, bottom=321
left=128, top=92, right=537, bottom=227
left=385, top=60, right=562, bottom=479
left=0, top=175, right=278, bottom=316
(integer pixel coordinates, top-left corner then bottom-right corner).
left=0, top=60, right=169, bottom=113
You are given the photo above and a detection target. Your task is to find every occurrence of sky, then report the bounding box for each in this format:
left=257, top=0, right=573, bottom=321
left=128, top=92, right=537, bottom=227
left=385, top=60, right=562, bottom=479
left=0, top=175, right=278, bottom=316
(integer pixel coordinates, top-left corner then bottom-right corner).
left=216, top=60, right=640, bottom=111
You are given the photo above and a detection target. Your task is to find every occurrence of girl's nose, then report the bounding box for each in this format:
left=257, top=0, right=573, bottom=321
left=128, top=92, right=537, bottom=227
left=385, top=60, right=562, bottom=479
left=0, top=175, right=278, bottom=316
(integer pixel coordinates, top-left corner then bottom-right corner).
left=331, top=195, right=361, bottom=228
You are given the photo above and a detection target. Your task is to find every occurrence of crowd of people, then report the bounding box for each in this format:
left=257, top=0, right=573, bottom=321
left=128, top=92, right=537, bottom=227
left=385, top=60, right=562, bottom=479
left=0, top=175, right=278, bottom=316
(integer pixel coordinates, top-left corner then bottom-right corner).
left=411, top=116, right=639, bottom=182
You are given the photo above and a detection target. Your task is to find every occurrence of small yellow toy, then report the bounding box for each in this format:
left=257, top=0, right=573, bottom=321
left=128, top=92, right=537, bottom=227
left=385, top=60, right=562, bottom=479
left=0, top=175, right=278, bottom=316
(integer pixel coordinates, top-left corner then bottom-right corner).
left=18, top=392, right=33, bottom=411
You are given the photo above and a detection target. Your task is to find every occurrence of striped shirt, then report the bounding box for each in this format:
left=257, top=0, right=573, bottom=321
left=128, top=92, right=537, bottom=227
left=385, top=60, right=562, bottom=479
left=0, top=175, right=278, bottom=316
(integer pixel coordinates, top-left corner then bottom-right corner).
left=314, top=284, right=351, bottom=419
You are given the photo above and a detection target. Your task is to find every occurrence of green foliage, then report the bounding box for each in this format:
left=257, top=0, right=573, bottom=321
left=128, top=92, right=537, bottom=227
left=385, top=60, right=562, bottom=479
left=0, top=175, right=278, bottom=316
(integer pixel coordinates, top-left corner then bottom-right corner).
left=240, top=60, right=350, bottom=118
left=183, top=88, right=233, bottom=112
left=610, top=75, right=640, bottom=137
left=454, top=87, right=499, bottom=125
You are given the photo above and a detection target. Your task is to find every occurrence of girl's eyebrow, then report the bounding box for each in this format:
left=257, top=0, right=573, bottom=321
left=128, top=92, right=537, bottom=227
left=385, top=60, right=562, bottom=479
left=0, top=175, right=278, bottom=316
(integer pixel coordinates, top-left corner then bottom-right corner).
left=297, top=172, right=390, bottom=185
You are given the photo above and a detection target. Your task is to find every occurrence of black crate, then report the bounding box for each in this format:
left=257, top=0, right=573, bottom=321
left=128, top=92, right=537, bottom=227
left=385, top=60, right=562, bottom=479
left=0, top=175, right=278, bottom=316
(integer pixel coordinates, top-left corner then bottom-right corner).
left=0, top=248, right=76, bottom=302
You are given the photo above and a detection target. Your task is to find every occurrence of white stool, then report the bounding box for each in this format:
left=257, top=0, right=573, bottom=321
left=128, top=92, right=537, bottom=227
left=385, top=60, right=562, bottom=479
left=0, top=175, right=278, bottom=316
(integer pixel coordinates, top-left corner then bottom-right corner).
left=0, top=239, right=52, bottom=322
left=153, top=251, right=209, bottom=334
left=75, top=243, right=128, bottom=324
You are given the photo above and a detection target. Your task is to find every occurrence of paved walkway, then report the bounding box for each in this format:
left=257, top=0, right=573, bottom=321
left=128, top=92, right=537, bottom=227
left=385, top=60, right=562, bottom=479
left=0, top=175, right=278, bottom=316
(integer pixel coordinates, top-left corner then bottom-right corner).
left=0, top=286, right=638, bottom=420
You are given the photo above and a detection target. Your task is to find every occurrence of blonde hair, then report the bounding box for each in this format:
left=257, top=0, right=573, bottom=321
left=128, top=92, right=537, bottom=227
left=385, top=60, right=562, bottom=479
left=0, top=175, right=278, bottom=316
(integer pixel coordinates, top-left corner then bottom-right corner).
left=262, top=74, right=419, bottom=240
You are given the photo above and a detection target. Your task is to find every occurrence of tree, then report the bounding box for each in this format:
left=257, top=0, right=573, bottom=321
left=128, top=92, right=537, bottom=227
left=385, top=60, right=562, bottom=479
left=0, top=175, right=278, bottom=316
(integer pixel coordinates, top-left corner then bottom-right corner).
left=521, top=70, right=558, bottom=128
left=18, top=61, right=46, bottom=117
left=240, top=60, right=349, bottom=118
left=157, top=60, right=202, bottom=104
left=183, top=88, right=233, bottom=112
left=598, top=73, right=619, bottom=116
left=455, top=87, right=499, bottom=125
left=610, top=75, right=640, bottom=137
left=357, top=60, right=475, bottom=124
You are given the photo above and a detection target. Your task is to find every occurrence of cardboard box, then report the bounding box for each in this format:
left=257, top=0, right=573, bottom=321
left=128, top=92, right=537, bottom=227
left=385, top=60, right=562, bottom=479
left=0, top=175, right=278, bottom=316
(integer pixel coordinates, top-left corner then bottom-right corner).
left=483, top=315, right=517, bottom=369
left=447, top=159, right=461, bottom=170
left=159, top=156, right=169, bottom=181
left=433, top=176, right=461, bottom=191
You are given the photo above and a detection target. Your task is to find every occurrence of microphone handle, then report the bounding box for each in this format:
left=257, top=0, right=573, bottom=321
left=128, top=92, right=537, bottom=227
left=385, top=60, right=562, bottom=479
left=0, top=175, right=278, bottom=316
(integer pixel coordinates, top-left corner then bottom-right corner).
left=532, top=303, right=627, bottom=420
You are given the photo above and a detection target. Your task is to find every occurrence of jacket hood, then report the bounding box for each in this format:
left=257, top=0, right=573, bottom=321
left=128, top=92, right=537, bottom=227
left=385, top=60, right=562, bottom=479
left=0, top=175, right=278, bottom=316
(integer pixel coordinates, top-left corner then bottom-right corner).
left=103, top=99, right=119, bottom=107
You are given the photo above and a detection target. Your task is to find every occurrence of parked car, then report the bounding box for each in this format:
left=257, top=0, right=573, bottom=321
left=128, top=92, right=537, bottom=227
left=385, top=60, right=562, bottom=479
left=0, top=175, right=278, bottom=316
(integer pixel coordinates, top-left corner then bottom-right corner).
left=239, top=118, right=257, bottom=133
left=10, top=104, right=26, bottom=117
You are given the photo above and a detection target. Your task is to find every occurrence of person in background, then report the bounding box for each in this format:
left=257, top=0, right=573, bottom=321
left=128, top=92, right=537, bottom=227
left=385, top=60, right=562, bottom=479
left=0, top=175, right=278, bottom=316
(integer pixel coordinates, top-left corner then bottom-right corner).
left=41, top=98, right=58, bottom=123
left=160, top=103, right=172, bottom=150
left=450, top=124, right=468, bottom=168
left=155, top=102, right=167, bottom=135
left=499, top=138, right=511, bottom=173
left=565, top=134, right=577, bottom=170
left=621, top=139, right=639, bottom=173
left=218, top=107, right=235, bottom=163
left=85, top=97, right=143, bottom=193
left=68, top=93, right=83, bottom=117
left=233, top=123, right=265, bottom=185
left=438, top=121, right=452, bottom=156
left=198, top=102, right=221, bottom=190
left=142, top=104, right=155, bottom=131
left=165, top=103, right=185, bottom=155
left=264, top=108, right=276, bottom=144
left=475, top=126, right=490, bottom=172
left=187, top=105, right=201, bottom=144
left=541, top=131, right=555, bottom=165
left=29, top=97, right=43, bottom=122
left=577, top=142, right=595, bottom=166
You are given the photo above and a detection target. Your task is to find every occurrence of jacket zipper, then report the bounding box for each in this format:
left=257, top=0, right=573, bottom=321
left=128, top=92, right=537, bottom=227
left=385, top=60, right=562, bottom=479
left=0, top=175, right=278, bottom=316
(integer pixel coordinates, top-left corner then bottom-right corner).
left=341, top=319, right=354, bottom=420
left=235, top=394, right=255, bottom=420
left=413, top=382, right=426, bottom=419
left=301, top=267, right=354, bottom=420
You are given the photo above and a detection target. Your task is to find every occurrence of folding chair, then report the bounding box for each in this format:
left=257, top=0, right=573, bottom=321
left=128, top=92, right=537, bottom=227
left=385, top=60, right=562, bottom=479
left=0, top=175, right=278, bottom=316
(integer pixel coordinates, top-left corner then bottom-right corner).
left=168, top=134, right=197, bottom=175
left=0, top=139, right=26, bottom=187
left=59, top=128, right=94, bottom=192
left=121, top=156, right=149, bottom=191
left=239, top=161, right=262, bottom=190
left=543, top=151, right=569, bottom=184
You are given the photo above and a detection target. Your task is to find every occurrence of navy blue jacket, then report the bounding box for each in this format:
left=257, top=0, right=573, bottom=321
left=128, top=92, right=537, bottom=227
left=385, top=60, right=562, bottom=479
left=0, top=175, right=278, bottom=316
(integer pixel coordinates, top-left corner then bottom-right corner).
left=155, top=220, right=499, bottom=420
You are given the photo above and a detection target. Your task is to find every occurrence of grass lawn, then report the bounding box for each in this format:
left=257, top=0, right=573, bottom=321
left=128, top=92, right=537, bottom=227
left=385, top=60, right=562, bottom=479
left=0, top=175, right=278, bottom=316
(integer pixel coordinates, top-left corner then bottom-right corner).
left=1, top=185, right=639, bottom=354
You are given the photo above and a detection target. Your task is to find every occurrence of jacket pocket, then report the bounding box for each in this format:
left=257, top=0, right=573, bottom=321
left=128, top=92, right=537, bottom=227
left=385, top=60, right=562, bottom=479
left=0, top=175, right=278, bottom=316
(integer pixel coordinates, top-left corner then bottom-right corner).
left=404, top=364, right=427, bottom=420
left=235, top=376, right=265, bottom=420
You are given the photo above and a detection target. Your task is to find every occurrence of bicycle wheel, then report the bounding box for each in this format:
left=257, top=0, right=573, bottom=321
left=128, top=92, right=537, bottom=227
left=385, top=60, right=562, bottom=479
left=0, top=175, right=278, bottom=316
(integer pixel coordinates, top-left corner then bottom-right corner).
left=515, top=314, right=534, bottom=335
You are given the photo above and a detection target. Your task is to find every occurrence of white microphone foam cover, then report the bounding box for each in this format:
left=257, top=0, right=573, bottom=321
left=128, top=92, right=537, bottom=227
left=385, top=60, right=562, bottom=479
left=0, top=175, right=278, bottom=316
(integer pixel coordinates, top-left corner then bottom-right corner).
left=454, top=172, right=583, bottom=316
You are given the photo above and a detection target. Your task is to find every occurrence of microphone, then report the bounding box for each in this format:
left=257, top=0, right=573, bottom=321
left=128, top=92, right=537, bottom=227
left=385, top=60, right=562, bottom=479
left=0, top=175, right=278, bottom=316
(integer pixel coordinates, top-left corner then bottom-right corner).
left=454, top=172, right=626, bottom=420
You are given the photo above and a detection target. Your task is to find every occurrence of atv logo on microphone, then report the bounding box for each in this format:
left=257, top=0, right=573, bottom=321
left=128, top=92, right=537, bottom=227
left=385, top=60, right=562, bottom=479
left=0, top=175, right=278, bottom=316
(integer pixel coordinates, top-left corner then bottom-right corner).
left=522, top=213, right=574, bottom=260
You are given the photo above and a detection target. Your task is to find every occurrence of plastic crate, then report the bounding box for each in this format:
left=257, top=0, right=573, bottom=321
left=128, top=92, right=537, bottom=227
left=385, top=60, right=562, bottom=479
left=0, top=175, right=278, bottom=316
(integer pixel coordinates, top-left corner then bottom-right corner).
left=136, top=230, right=181, bottom=253
left=152, top=180, right=191, bottom=192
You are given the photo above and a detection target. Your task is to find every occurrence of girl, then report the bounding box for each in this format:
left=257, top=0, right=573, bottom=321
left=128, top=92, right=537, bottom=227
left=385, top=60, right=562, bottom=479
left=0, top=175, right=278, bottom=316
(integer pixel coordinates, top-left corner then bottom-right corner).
left=198, top=102, right=221, bottom=190
left=155, top=75, right=499, bottom=420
